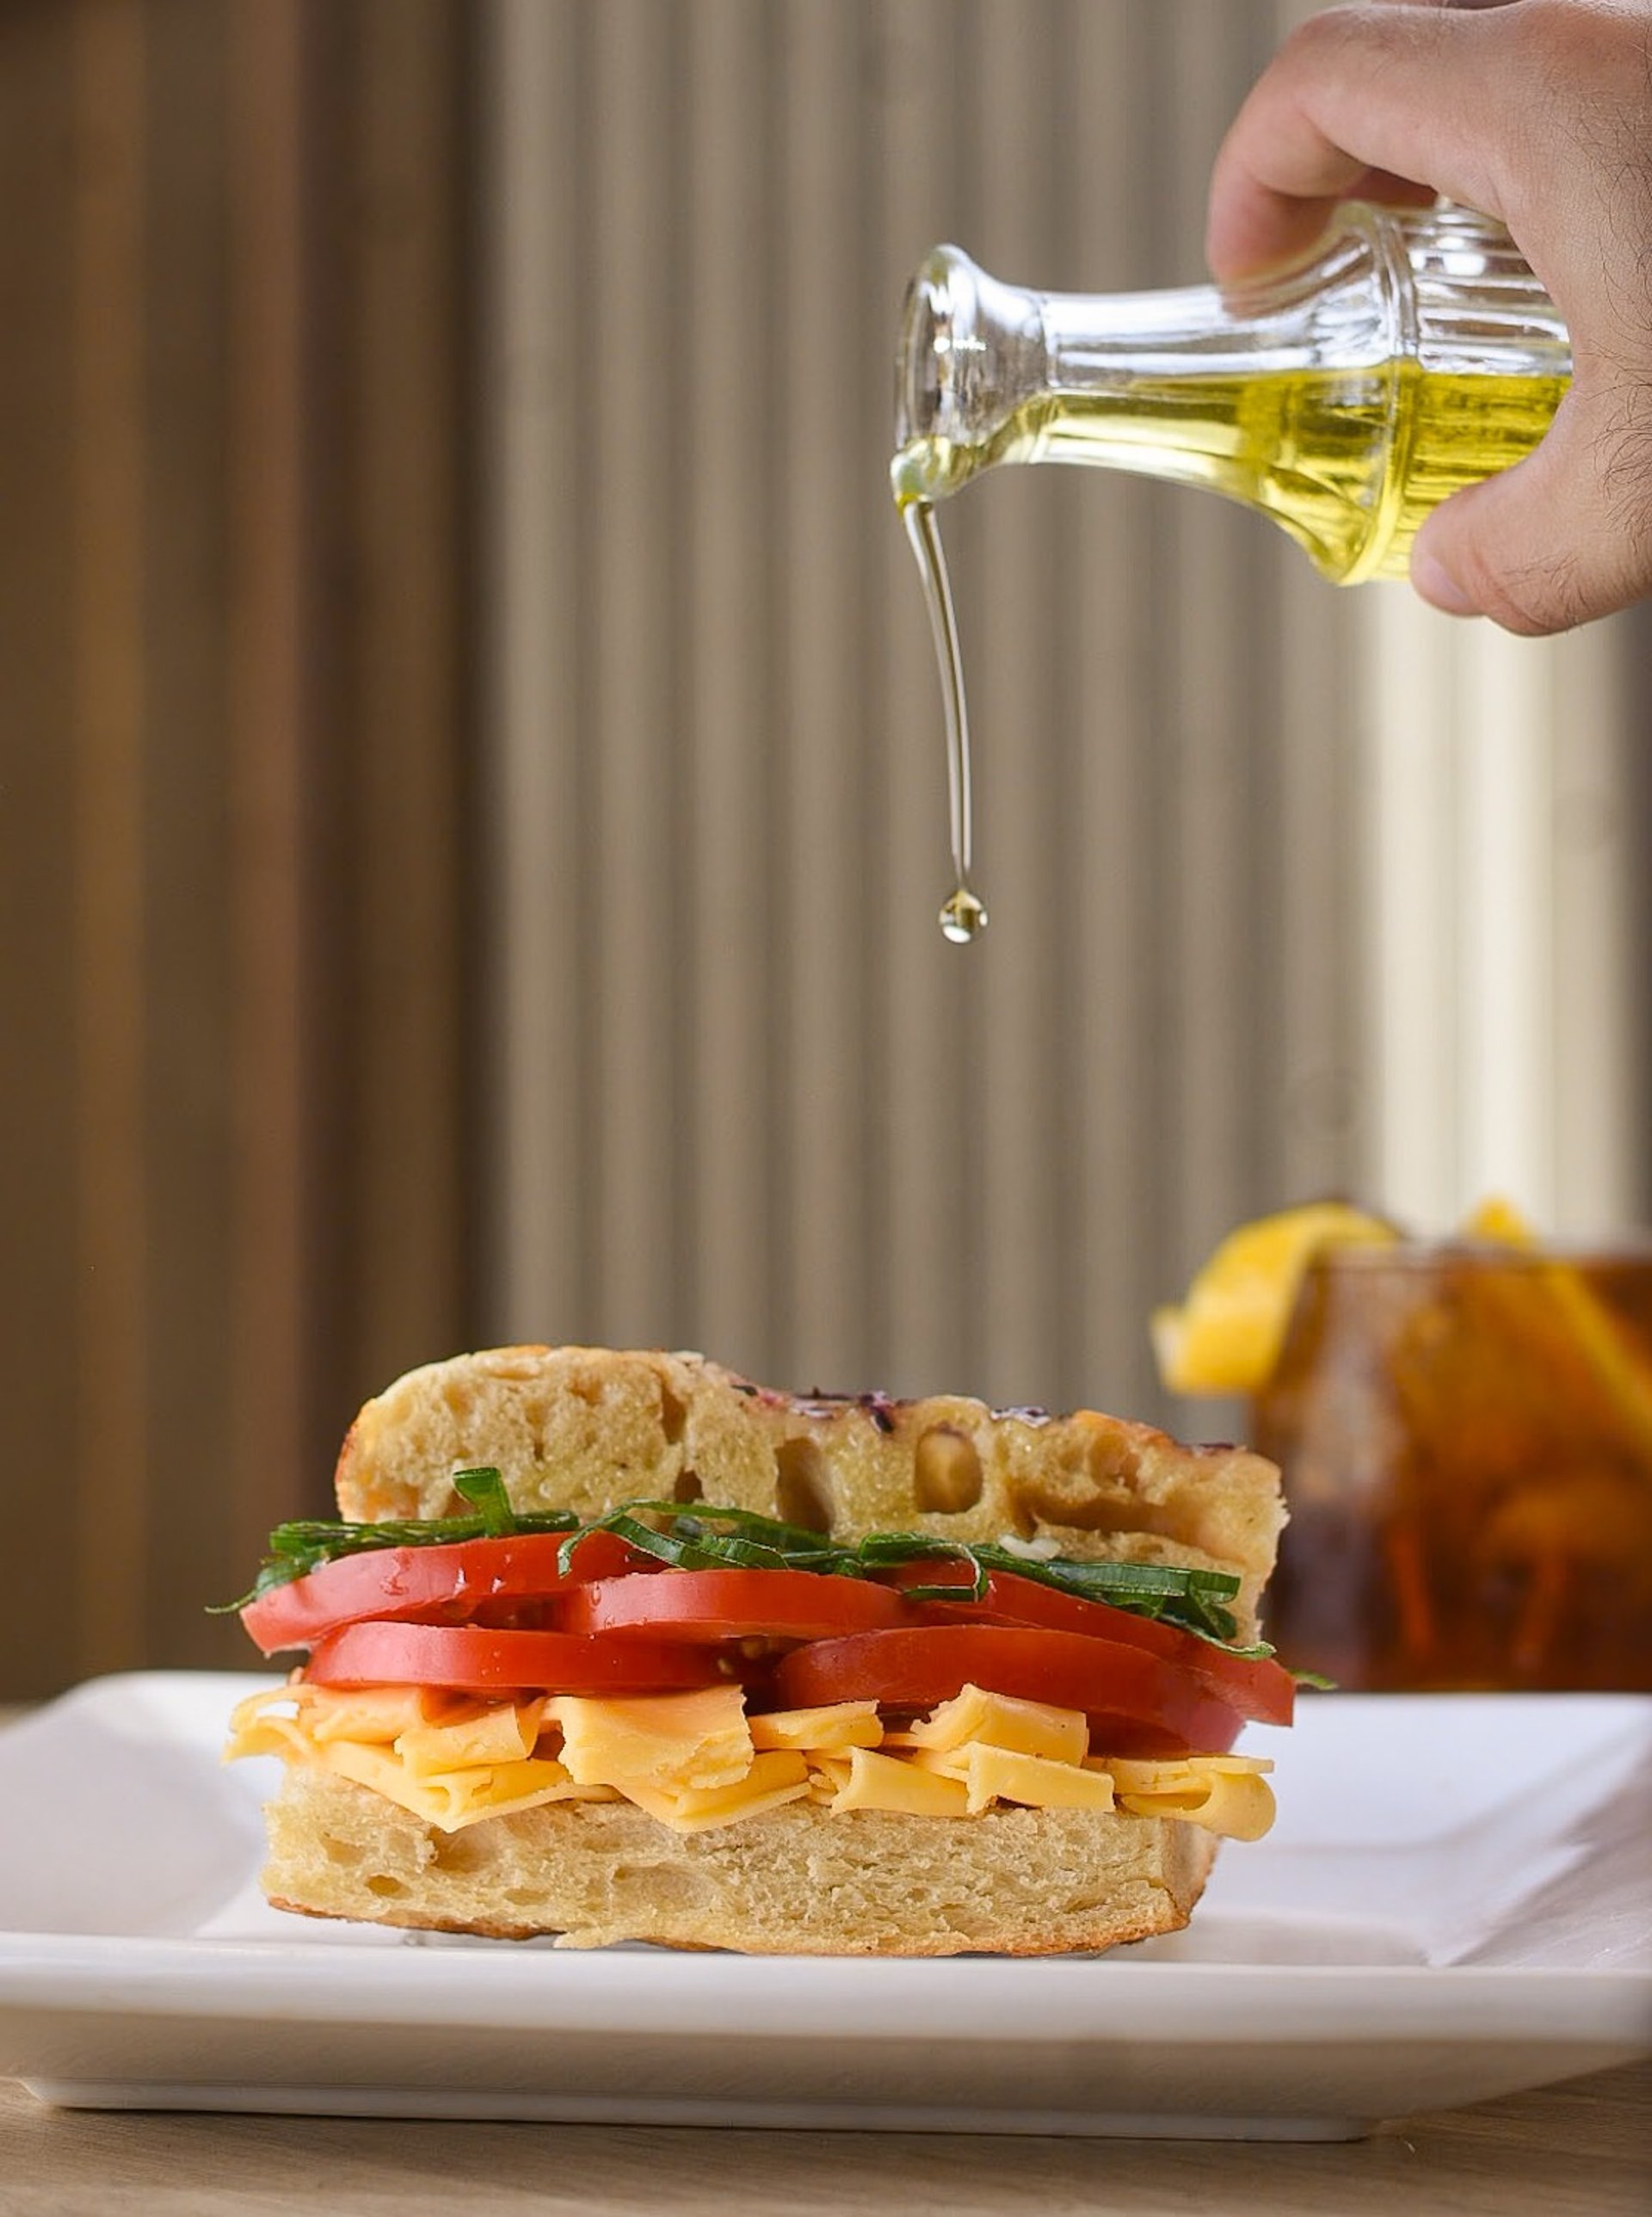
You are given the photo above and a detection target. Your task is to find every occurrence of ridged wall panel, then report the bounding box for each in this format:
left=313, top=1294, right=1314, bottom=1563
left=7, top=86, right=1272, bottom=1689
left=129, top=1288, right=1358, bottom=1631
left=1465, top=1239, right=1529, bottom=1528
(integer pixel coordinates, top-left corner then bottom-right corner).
left=479, top=0, right=1383, bottom=1420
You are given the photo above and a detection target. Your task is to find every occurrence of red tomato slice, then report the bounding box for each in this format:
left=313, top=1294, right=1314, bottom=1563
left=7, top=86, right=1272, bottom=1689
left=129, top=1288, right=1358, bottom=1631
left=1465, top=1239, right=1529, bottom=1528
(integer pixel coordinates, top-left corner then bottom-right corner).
left=240, top=1529, right=645, bottom=1657
left=304, top=1621, right=724, bottom=1695
left=773, top=1626, right=1245, bottom=1754
left=884, top=1564, right=1294, bottom=1726
left=560, top=1567, right=912, bottom=1643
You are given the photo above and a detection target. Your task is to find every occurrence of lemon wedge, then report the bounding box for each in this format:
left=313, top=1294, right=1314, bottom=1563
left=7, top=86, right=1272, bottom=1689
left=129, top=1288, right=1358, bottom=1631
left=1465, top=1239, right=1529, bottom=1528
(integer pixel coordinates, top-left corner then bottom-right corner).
left=1151, top=1201, right=1399, bottom=1396
left=1460, top=1194, right=1537, bottom=1246
left=1462, top=1196, right=1652, bottom=1459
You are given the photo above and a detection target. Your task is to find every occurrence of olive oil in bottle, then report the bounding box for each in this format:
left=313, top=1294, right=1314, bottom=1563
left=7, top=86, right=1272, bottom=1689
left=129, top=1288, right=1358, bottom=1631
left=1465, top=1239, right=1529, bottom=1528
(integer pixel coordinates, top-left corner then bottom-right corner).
left=897, top=363, right=1569, bottom=586
left=893, top=206, right=1571, bottom=940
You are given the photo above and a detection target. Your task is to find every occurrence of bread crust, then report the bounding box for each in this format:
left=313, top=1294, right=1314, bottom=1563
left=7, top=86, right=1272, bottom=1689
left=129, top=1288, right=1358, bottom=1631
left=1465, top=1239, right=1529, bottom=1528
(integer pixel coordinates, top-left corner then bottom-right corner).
left=335, top=1345, right=1284, bottom=1640
left=262, top=1765, right=1220, bottom=1955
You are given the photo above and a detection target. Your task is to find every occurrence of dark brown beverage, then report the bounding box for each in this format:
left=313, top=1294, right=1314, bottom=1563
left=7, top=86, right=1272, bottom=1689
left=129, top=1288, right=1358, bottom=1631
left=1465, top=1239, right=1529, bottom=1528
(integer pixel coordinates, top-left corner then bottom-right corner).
left=1251, top=1245, right=1652, bottom=1691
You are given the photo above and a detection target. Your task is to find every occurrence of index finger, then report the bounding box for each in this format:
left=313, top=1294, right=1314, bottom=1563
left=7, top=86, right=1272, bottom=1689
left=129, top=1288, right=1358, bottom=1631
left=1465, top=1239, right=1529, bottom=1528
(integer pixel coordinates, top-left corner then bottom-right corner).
left=1205, top=3, right=1516, bottom=279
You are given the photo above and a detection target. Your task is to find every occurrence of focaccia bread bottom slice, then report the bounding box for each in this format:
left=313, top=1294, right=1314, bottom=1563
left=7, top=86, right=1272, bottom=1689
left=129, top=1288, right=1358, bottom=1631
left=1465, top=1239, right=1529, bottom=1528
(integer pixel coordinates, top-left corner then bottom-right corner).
left=263, top=1766, right=1219, bottom=1956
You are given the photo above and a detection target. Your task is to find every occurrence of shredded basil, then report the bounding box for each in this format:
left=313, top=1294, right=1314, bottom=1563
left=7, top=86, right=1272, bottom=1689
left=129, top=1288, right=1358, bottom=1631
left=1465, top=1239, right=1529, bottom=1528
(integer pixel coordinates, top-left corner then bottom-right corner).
left=452, top=1466, right=521, bottom=1536
left=206, top=1468, right=579, bottom=1610
left=216, top=1489, right=1277, bottom=1658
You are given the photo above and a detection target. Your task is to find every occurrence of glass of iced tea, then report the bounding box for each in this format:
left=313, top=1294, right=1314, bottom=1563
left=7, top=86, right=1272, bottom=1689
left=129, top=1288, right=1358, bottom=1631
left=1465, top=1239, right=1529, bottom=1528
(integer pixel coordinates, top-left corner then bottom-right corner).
left=1250, top=1243, right=1652, bottom=1691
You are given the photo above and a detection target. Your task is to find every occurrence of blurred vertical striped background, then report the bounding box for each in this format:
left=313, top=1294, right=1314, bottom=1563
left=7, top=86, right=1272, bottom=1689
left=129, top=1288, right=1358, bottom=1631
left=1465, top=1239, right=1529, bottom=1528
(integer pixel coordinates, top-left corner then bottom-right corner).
left=3, top=0, right=476, bottom=1694
left=478, top=0, right=1372, bottom=1408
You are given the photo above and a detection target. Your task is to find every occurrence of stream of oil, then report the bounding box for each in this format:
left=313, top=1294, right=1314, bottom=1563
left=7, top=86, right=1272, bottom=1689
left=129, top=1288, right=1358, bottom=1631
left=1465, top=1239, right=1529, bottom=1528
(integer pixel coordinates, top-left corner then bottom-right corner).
left=899, top=496, right=987, bottom=945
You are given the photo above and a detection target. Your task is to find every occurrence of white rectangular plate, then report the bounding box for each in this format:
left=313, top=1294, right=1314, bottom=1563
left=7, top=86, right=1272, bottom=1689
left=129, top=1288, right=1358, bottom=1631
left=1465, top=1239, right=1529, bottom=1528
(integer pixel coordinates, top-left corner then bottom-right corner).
left=2, top=1673, right=1649, bottom=2138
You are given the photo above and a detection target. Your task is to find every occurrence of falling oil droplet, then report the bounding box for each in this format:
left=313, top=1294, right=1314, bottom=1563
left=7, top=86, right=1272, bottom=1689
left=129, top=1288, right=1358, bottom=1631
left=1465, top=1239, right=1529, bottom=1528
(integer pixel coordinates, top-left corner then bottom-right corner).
left=901, top=493, right=988, bottom=945
left=939, top=886, right=989, bottom=943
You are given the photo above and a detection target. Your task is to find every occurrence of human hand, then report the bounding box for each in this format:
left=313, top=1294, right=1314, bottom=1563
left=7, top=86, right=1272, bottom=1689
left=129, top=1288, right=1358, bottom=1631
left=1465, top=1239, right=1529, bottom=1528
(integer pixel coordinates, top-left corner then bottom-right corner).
left=1206, top=0, right=1652, bottom=633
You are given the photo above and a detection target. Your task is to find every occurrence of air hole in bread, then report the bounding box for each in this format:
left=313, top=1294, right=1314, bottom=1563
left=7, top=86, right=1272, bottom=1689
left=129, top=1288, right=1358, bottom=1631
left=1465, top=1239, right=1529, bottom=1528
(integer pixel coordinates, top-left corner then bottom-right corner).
left=323, top=1837, right=365, bottom=1867
left=1087, top=1436, right=1142, bottom=1490
left=610, top=1863, right=711, bottom=1912
left=658, top=1379, right=688, bottom=1446
left=914, top=1424, right=983, bottom=1513
left=673, top=1467, right=704, bottom=1504
left=442, top=1380, right=472, bottom=1419
left=367, top=1874, right=409, bottom=1899
left=775, top=1437, right=835, bottom=1534
left=432, top=1832, right=491, bottom=1875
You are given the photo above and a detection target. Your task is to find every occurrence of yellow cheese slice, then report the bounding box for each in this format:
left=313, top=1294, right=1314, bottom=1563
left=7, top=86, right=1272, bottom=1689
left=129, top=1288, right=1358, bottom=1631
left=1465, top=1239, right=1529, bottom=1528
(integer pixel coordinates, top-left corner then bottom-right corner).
left=223, top=1686, right=317, bottom=1764
left=315, top=1738, right=602, bottom=1831
left=1109, top=1757, right=1277, bottom=1841
left=395, top=1698, right=545, bottom=1777
left=547, top=1685, right=752, bottom=1794
left=913, top=1742, right=1118, bottom=1816
left=829, top=1746, right=971, bottom=1817
left=305, top=1684, right=447, bottom=1745
left=903, top=1683, right=1088, bottom=1766
left=749, top=1701, right=883, bottom=1753
left=618, top=1750, right=811, bottom=1833
left=1101, top=1754, right=1273, bottom=1788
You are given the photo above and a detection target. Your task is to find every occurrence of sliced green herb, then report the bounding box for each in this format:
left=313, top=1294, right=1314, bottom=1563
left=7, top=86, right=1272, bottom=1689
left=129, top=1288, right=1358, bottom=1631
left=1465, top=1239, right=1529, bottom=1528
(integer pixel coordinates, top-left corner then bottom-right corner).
left=857, top=1535, right=1251, bottom=1650
left=452, top=1466, right=519, bottom=1535
left=209, top=1479, right=579, bottom=1610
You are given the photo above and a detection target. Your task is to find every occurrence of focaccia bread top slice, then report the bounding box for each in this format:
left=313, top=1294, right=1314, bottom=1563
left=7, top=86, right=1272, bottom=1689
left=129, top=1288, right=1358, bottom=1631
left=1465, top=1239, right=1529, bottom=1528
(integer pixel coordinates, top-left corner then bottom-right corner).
left=335, top=1347, right=1285, bottom=1641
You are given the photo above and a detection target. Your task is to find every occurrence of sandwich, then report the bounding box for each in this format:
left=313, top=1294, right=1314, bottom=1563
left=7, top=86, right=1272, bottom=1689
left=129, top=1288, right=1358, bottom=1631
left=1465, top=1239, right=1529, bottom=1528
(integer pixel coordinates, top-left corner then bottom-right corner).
left=224, top=1345, right=1295, bottom=1955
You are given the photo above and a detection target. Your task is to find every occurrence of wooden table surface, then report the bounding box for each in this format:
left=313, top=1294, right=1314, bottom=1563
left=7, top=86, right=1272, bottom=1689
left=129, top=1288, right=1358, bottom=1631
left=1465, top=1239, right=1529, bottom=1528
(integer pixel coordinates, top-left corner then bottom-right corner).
left=1, top=2063, right=1647, bottom=2217
left=4, top=1706, right=1649, bottom=2214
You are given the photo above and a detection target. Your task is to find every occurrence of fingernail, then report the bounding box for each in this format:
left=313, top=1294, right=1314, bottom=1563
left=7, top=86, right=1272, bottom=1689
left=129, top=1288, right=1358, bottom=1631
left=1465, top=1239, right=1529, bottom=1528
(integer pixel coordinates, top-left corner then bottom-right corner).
left=1412, top=549, right=1478, bottom=618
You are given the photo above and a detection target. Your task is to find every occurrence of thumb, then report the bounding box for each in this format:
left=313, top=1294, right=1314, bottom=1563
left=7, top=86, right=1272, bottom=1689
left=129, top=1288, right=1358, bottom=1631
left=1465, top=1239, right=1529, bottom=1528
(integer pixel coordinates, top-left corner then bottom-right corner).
left=1409, top=380, right=1652, bottom=636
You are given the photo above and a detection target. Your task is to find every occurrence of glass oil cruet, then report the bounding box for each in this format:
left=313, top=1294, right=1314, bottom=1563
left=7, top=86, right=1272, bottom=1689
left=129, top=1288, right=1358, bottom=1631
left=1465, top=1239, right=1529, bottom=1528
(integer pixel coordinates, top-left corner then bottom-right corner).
left=893, top=204, right=1571, bottom=942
